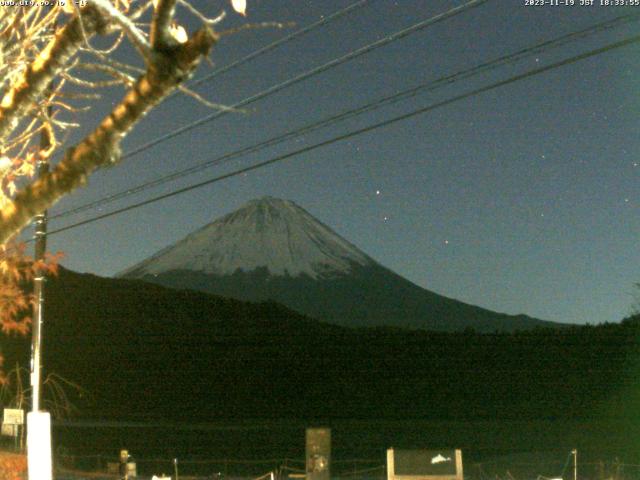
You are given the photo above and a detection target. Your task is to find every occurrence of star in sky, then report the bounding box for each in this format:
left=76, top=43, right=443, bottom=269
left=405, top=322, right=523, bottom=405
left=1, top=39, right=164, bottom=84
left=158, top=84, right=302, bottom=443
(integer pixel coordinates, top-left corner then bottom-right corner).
left=45, top=0, right=640, bottom=327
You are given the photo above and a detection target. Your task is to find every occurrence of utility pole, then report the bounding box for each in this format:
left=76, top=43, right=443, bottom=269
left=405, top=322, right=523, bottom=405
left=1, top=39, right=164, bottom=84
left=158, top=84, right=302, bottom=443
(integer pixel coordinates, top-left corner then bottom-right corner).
left=27, top=85, right=53, bottom=480
left=572, top=449, right=578, bottom=480
left=31, top=132, right=49, bottom=413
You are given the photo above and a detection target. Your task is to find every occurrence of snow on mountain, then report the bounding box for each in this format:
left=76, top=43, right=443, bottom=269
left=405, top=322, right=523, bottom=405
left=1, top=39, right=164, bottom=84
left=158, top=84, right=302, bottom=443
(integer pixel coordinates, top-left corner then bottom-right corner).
left=121, top=197, right=375, bottom=279
left=121, top=196, right=560, bottom=332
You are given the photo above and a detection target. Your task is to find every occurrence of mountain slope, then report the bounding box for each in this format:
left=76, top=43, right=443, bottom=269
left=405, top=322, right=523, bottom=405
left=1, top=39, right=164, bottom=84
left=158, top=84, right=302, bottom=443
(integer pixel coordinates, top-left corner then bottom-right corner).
left=121, top=197, right=559, bottom=332
left=2, top=268, right=632, bottom=423
left=2, top=267, right=341, bottom=420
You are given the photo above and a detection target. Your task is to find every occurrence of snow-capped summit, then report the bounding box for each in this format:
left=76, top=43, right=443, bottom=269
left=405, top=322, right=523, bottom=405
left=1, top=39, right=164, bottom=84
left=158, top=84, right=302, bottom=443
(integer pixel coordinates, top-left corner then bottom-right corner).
left=122, top=197, right=559, bottom=332
left=121, top=197, right=375, bottom=279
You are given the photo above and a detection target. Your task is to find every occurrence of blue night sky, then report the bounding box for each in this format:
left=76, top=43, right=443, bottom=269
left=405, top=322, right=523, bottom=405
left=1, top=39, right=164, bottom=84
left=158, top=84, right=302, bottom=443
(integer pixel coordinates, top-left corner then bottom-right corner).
left=36, top=0, right=640, bottom=326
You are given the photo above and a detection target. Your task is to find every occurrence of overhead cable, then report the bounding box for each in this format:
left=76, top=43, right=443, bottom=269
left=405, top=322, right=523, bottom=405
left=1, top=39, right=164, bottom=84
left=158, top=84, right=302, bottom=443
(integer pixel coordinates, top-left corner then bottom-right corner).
left=182, top=0, right=374, bottom=92
left=51, top=11, right=640, bottom=220
left=118, top=0, right=491, bottom=161
left=45, top=33, right=640, bottom=237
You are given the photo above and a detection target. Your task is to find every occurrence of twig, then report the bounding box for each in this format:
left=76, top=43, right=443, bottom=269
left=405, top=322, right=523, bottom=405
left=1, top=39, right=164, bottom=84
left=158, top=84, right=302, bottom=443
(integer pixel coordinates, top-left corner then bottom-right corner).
left=177, top=85, right=241, bottom=112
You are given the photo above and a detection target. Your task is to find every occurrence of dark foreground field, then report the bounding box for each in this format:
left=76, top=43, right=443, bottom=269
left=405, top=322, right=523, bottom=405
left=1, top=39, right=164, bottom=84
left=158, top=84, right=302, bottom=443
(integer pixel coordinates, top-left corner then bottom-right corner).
left=2, top=270, right=640, bottom=478
left=47, top=417, right=639, bottom=478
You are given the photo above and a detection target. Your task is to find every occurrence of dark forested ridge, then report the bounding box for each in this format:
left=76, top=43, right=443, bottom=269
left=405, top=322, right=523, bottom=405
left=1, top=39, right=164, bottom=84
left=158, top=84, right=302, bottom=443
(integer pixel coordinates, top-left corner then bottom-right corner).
left=135, top=264, right=562, bottom=332
left=3, top=268, right=639, bottom=426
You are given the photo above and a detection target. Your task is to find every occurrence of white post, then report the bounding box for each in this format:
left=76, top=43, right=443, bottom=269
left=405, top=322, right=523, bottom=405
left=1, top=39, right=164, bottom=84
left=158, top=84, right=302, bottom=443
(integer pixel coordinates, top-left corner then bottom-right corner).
left=29, top=71, right=54, bottom=480
left=27, top=411, right=52, bottom=480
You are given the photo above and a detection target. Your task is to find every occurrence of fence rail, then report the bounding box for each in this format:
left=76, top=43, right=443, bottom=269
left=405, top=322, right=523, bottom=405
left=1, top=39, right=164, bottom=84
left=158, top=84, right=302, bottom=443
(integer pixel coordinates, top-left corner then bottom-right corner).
left=50, top=455, right=640, bottom=480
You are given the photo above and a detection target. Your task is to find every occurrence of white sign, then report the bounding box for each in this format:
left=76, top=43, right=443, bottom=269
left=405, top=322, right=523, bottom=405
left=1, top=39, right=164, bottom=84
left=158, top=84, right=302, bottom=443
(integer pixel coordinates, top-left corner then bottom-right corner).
left=1, top=423, right=18, bottom=437
left=431, top=455, right=452, bottom=465
left=3, top=408, right=24, bottom=425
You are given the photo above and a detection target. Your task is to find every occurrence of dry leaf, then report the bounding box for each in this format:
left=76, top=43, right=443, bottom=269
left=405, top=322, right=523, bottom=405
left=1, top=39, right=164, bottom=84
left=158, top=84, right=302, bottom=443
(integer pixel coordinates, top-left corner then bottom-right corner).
left=169, top=23, right=188, bottom=44
left=231, top=0, right=247, bottom=16
left=0, top=156, right=11, bottom=171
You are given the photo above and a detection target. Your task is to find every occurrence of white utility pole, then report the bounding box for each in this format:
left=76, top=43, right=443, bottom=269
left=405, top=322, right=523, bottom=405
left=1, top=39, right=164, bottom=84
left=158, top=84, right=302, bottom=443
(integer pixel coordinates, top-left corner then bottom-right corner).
left=27, top=94, right=53, bottom=480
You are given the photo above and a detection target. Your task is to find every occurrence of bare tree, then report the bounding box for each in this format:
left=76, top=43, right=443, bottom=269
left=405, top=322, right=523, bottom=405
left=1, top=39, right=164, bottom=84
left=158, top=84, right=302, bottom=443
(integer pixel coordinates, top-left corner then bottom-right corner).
left=0, top=0, right=244, bottom=357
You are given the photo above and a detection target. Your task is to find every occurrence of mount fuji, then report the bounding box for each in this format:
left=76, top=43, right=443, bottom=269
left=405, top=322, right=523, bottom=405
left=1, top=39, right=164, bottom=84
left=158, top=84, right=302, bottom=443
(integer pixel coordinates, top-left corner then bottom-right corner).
left=120, top=197, right=559, bottom=332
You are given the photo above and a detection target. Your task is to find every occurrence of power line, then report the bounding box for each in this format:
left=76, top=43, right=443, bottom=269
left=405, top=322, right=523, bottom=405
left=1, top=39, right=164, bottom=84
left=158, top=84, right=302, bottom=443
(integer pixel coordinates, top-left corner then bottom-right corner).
left=180, top=0, right=374, bottom=92
left=51, top=11, right=640, bottom=220
left=119, top=0, right=491, bottom=161
left=45, top=33, right=640, bottom=238
left=47, top=0, right=375, bottom=166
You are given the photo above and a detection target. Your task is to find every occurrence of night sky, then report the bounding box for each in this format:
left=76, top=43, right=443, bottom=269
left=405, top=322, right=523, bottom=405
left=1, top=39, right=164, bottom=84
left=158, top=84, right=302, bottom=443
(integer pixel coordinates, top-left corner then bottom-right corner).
left=34, top=0, right=640, bottom=326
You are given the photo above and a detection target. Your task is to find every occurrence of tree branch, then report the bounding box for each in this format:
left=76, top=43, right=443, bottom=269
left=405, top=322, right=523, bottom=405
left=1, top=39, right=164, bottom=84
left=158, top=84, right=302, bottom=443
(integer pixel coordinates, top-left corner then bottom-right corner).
left=151, top=0, right=179, bottom=49
left=92, top=0, right=152, bottom=62
left=0, top=6, right=107, bottom=145
left=0, top=28, right=217, bottom=245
